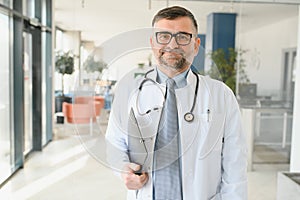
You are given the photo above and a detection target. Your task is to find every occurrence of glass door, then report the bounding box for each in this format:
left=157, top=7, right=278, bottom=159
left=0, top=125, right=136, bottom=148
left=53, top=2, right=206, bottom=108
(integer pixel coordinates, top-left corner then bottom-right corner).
left=23, top=32, right=33, bottom=156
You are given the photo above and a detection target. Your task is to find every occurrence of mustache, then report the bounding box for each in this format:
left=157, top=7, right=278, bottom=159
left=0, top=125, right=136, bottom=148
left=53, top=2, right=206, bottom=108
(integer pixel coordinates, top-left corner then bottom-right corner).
left=159, top=48, right=184, bottom=55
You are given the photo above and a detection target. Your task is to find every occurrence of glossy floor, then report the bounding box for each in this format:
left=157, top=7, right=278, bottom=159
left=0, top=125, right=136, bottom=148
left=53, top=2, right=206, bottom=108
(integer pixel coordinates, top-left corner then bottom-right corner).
left=0, top=121, right=289, bottom=200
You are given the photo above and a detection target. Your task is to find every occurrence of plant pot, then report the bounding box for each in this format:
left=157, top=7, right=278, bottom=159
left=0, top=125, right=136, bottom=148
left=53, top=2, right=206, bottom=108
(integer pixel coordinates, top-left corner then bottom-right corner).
left=55, top=96, right=72, bottom=124
left=57, top=116, right=64, bottom=124
left=55, top=95, right=72, bottom=113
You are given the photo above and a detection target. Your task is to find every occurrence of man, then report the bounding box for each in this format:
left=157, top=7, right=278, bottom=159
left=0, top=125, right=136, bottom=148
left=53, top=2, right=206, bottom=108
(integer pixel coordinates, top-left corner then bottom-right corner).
left=106, top=6, right=247, bottom=200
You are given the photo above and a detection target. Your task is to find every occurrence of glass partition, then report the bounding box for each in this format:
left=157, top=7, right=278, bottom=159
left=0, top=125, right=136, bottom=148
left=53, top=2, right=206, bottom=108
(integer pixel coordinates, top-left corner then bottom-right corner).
left=0, top=11, right=12, bottom=184
left=0, top=0, right=10, bottom=8
left=22, top=0, right=35, bottom=18
left=236, top=2, right=297, bottom=161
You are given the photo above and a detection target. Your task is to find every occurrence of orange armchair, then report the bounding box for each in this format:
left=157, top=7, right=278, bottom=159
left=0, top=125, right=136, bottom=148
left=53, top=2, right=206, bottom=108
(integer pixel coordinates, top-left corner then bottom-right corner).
left=74, top=96, right=105, bottom=108
left=63, top=101, right=102, bottom=135
left=62, top=101, right=101, bottom=124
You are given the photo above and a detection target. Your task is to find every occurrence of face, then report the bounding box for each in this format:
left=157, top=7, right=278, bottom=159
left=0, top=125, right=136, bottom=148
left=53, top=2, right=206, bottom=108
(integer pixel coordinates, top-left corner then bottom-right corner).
left=151, top=17, right=200, bottom=75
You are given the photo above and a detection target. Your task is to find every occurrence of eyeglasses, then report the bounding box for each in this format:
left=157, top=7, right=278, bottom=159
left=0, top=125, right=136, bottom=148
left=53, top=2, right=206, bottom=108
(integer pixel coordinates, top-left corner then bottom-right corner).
left=155, top=31, right=193, bottom=46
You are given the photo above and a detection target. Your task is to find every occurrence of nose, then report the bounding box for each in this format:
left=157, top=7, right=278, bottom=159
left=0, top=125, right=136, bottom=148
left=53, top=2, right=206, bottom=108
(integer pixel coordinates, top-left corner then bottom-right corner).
left=167, top=36, right=179, bottom=49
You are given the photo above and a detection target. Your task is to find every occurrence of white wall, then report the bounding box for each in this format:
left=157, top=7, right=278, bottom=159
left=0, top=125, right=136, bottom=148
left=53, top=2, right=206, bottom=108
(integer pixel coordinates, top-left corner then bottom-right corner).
left=94, top=28, right=154, bottom=81
left=238, top=15, right=298, bottom=97
left=54, top=30, right=81, bottom=94
left=290, top=6, right=300, bottom=172
left=106, top=49, right=154, bottom=81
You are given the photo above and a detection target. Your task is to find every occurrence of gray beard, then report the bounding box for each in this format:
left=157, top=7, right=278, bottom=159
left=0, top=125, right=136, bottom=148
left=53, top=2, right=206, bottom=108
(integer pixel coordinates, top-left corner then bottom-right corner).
left=158, top=55, right=187, bottom=70
left=158, top=47, right=190, bottom=70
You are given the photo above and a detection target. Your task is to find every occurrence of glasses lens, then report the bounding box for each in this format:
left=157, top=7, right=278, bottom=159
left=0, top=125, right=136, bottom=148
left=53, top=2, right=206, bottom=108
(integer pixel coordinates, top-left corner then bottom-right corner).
left=175, top=33, right=191, bottom=45
left=156, top=32, right=192, bottom=45
left=156, top=32, right=172, bottom=45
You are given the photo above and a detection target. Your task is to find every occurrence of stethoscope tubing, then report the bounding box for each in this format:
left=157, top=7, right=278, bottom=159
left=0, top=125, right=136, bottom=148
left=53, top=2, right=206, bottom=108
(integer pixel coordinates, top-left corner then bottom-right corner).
left=136, top=68, right=199, bottom=122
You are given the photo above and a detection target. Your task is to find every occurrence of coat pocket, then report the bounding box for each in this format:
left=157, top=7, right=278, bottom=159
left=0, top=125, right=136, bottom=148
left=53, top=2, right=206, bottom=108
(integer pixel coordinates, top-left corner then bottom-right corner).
left=198, top=113, right=225, bottom=159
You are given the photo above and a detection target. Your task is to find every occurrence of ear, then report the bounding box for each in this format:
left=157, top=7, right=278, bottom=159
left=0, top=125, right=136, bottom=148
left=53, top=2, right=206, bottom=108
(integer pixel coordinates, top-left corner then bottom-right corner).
left=150, top=36, right=154, bottom=48
left=194, top=37, right=201, bottom=56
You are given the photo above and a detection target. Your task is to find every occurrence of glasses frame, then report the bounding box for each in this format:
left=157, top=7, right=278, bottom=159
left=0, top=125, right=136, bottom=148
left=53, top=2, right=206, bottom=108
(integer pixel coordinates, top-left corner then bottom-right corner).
left=155, top=31, right=194, bottom=46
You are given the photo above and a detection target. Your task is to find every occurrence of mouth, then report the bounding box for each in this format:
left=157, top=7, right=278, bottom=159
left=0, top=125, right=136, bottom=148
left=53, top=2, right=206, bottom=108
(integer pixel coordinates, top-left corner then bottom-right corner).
left=160, top=48, right=183, bottom=55
left=159, top=49, right=184, bottom=61
left=157, top=48, right=187, bottom=69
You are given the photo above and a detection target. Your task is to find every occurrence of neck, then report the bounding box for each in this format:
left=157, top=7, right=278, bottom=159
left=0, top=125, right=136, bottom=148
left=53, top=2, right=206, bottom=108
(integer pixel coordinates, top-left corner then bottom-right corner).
left=158, top=65, right=190, bottom=78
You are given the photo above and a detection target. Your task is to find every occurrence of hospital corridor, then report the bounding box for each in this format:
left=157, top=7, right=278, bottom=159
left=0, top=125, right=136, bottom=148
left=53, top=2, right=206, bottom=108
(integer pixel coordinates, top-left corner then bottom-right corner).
left=0, top=115, right=291, bottom=200
left=1, top=0, right=300, bottom=199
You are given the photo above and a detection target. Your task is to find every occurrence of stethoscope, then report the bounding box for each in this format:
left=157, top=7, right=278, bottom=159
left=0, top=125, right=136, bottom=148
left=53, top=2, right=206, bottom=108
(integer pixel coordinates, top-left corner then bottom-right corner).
left=136, top=68, right=199, bottom=122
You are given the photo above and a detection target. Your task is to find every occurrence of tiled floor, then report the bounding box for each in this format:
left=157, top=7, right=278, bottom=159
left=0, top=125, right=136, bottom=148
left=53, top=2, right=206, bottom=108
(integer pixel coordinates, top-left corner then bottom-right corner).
left=0, top=119, right=289, bottom=200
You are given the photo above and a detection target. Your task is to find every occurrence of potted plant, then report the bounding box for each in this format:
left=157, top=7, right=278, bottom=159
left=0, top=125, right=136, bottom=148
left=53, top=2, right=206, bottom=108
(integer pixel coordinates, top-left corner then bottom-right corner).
left=207, top=48, right=249, bottom=94
left=83, top=54, right=107, bottom=81
left=54, top=51, right=75, bottom=123
left=55, top=51, right=75, bottom=94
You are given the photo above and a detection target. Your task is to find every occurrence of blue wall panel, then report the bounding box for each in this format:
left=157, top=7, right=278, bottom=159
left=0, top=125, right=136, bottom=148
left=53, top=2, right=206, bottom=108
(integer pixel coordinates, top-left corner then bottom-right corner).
left=206, top=13, right=237, bottom=58
left=192, top=34, right=206, bottom=74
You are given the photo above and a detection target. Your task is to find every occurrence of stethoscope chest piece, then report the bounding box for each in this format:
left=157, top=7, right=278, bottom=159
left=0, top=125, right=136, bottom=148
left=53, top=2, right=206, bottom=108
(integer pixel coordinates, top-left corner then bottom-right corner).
left=184, top=112, right=194, bottom=122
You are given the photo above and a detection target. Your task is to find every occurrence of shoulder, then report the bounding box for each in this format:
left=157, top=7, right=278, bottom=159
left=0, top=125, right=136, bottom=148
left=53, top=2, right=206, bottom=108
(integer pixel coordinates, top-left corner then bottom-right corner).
left=114, top=69, right=146, bottom=94
left=198, top=74, right=238, bottom=108
left=199, top=75, right=233, bottom=94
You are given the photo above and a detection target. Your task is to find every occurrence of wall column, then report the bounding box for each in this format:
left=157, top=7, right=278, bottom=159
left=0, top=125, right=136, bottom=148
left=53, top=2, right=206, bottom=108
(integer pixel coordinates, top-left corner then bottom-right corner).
left=205, top=13, right=237, bottom=71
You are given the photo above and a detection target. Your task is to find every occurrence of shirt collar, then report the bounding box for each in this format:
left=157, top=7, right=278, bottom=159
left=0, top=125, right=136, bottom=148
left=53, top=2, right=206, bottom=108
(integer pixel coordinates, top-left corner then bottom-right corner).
left=156, top=67, right=189, bottom=89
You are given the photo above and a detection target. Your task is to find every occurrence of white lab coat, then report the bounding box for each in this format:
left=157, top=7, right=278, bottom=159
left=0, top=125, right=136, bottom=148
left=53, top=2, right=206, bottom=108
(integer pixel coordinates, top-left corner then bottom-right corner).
left=106, top=68, right=247, bottom=200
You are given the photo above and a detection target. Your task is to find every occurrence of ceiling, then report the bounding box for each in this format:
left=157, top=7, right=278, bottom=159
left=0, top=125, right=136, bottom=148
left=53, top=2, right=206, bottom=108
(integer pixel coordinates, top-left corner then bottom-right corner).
left=54, top=0, right=299, bottom=46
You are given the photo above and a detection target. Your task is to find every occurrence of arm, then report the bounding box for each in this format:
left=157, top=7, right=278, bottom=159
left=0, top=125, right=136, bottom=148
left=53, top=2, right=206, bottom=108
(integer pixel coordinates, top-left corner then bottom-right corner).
left=105, top=78, right=149, bottom=189
left=105, top=106, right=149, bottom=190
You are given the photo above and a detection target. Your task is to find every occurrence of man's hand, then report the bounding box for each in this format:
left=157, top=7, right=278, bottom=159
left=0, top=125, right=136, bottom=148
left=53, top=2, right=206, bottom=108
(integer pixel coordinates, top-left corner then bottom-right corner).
left=121, top=163, right=149, bottom=190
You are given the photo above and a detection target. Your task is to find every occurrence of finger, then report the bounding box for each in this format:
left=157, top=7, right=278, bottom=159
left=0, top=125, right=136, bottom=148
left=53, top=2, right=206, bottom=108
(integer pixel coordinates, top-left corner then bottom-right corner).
left=128, top=163, right=141, bottom=172
left=139, top=172, right=148, bottom=182
left=122, top=163, right=137, bottom=172
left=140, top=172, right=147, bottom=177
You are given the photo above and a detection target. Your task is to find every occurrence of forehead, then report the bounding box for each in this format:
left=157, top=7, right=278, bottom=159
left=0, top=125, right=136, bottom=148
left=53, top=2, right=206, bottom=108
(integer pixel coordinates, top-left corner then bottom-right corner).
left=153, top=17, right=195, bottom=33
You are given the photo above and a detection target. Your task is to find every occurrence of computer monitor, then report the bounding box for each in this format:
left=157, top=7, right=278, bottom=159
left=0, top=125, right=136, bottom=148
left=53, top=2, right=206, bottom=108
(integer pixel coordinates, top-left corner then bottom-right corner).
left=239, top=83, right=257, bottom=99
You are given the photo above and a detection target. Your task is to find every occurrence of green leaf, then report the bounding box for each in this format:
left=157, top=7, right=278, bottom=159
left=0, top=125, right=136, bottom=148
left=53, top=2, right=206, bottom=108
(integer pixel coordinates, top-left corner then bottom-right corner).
left=83, top=55, right=107, bottom=73
left=55, top=51, right=75, bottom=75
left=207, top=48, right=249, bottom=94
